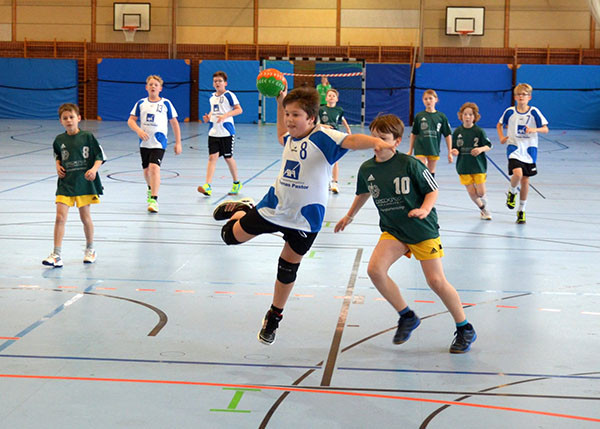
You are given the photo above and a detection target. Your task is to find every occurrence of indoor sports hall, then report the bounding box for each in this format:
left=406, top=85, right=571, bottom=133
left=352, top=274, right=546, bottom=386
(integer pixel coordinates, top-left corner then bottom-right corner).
left=1, top=2, right=599, bottom=428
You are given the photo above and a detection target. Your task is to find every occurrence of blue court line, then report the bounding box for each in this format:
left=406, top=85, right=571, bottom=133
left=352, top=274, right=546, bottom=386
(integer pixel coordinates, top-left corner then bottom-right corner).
left=486, top=153, right=545, bottom=199
left=0, top=146, right=49, bottom=160
left=213, top=159, right=280, bottom=205
left=0, top=282, right=99, bottom=353
left=0, top=175, right=57, bottom=194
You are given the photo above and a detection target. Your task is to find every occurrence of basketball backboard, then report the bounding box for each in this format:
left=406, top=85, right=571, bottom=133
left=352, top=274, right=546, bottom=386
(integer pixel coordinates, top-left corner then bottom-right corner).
left=113, top=2, right=151, bottom=31
left=446, top=7, right=484, bottom=36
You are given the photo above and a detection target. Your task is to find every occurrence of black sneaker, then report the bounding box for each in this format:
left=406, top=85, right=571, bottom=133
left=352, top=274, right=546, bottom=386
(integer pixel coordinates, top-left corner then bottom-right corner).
left=393, top=314, right=421, bottom=344
left=258, top=309, right=283, bottom=345
left=516, top=211, right=526, bottom=224
left=449, top=324, right=477, bottom=353
left=506, top=192, right=516, bottom=209
left=213, top=198, right=255, bottom=221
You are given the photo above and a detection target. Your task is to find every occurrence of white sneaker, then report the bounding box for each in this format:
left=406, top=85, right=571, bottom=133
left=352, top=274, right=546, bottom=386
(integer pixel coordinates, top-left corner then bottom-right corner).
left=42, top=253, right=63, bottom=267
left=83, top=249, right=96, bottom=264
left=480, top=208, right=492, bottom=220
left=330, top=181, right=339, bottom=194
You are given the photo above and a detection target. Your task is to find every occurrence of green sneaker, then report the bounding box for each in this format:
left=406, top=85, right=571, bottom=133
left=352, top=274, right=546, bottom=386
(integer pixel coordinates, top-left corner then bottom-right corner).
left=516, top=210, right=526, bottom=224
left=197, top=183, right=212, bottom=196
left=229, top=182, right=242, bottom=195
left=147, top=199, right=158, bottom=213
left=146, top=189, right=152, bottom=203
left=506, top=191, right=516, bottom=209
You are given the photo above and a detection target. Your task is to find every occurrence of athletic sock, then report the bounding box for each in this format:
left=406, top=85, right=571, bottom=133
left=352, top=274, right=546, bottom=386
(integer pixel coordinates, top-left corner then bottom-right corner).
left=456, top=319, right=469, bottom=329
left=270, top=304, right=283, bottom=315
left=233, top=181, right=240, bottom=184
left=472, top=196, right=484, bottom=209
left=518, top=200, right=527, bottom=211
left=53, top=246, right=62, bottom=256
left=480, top=195, right=487, bottom=207
left=151, top=196, right=158, bottom=201
left=509, top=186, right=517, bottom=194
left=399, top=306, right=414, bottom=319
left=86, top=242, right=94, bottom=250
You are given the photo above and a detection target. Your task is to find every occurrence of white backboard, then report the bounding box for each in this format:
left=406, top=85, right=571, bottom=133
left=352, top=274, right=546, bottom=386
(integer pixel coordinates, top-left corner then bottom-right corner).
left=113, top=2, right=151, bottom=31
left=446, top=7, right=485, bottom=36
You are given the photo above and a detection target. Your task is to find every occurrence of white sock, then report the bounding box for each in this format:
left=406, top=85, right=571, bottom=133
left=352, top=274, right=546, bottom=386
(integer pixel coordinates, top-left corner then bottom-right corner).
left=480, top=195, right=487, bottom=207
left=509, top=186, right=517, bottom=194
left=518, top=200, right=527, bottom=211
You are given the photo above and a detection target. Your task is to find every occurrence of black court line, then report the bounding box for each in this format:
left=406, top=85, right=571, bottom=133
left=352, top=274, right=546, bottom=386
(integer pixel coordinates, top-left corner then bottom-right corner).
left=320, top=248, right=362, bottom=386
left=420, top=371, right=600, bottom=428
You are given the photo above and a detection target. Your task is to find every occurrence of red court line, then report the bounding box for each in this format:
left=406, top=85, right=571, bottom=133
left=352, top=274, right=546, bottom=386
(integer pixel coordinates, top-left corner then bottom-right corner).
left=0, top=337, right=19, bottom=340
left=215, top=291, right=235, bottom=294
left=497, top=305, right=518, bottom=309
left=0, top=374, right=598, bottom=423
left=58, top=286, right=77, bottom=289
left=96, top=287, right=116, bottom=291
left=175, top=290, right=195, bottom=293
left=415, top=300, right=435, bottom=303
left=136, top=289, right=156, bottom=292
left=255, top=292, right=273, bottom=296
left=461, top=303, right=476, bottom=306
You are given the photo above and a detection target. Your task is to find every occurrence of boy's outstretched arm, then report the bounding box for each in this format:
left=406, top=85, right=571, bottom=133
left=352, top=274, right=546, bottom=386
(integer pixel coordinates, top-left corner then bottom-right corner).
left=341, top=134, right=395, bottom=152
left=276, top=87, right=288, bottom=145
left=334, top=193, right=370, bottom=233
left=169, top=117, right=182, bottom=155
left=408, top=189, right=438, bottom=219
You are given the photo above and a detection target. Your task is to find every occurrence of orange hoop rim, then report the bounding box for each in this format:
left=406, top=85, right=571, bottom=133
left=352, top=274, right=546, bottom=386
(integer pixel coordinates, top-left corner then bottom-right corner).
left=457, top=30, right=474, bottom=35
left=122, top=25, right=139, bottom=32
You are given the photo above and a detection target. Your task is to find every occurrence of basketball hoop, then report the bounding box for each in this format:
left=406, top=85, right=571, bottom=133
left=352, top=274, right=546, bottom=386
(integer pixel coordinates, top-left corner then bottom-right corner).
left=122, top=25, right=138, bottom=42
left=458, top=30, right=473, bottom=47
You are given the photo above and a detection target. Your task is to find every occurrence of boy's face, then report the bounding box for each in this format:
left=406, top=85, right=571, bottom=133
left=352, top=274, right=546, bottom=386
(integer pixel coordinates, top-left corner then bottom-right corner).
left=514, top=90, right=531, bottom=106
left=284, top=101, right=315, bottom=139
left=370, top=129, right=400, bottom=160
left=59, top=109, right=81, bottom=134
left=422, top=94, right=437, bottom=110
left=146, top=79, right=162, bottom=99
left=461, top=107, right=475, bottom=127
left=213, top=77, right=227, bottom=93
left=325, top=91, right=338, bottom=105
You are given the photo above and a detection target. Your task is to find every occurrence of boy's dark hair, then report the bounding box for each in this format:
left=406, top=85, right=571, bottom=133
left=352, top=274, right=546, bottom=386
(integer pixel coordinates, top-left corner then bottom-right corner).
left=213, top=71, right=228, bottom=81
left=58, top=103, right=80, bottom=118
left=283, top=87, right=320, bottom=121
left=369, top=114, right=405, bottom=139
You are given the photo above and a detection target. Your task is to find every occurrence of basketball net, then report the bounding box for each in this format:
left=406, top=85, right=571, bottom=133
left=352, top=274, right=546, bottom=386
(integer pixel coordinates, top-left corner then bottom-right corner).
left=122, top=26, right=138, bottom=42
left=458, top=30, right=473, bottom=47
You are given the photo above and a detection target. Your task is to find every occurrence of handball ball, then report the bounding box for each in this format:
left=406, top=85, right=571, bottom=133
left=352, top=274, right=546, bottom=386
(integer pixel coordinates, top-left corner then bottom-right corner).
left=256, top=68, right=287, bottom=97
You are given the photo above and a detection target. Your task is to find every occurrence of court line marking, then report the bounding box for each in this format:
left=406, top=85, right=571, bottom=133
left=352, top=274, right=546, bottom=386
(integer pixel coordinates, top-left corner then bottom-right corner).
left=0, top=374, right=597, bottom=423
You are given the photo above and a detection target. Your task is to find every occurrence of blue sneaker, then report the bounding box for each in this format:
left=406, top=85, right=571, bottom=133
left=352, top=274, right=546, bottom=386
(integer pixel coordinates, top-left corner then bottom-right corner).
left=393, top=314, right=421, bottom=344
left=450, top=324, right=477, bottom=353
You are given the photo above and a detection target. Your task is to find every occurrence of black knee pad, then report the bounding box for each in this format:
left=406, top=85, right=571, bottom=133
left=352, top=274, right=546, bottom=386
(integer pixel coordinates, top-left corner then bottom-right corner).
left=221, top=219, right=241, bottom=245
left=277, top=257, right=300, bottom=284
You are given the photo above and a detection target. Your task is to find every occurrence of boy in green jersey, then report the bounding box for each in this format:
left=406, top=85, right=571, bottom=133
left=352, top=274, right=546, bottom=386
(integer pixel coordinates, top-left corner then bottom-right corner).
left=43, top=103, right=106, bottom=268
left=407, top=89, right=453, bottom=177
left=319, top=88, right=351, bottom=194
left=335, top=114, right=476, bottom=353
left=451, top=102, right=492, bottom=220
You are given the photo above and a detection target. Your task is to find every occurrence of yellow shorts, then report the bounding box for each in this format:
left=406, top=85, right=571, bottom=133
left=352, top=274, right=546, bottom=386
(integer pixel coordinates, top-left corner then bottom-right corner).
left=380, top=232, right=444, bottom=261
left=459, top=173, right=487, bottom=186
left=415, top=155, right=440, bottom=161
left=56, top=194, right=100, bottom=207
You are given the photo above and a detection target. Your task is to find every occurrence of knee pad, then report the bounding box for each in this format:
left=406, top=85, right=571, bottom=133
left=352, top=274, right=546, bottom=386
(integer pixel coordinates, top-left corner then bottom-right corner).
left=221, top=219, right=241, bottom=245
left=277, top=257, right=300, bottom=284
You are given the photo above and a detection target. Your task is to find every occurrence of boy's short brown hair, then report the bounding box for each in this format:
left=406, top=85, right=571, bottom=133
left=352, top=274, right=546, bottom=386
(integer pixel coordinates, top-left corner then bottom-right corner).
left=457, top=102, right=481, bottom=123
left=369, top=114, right=405, bottom=139
left=58, top=103, right=80, bottom=118
left=213, top=71, right=228, bottom=81
left=514, top=83, right=532, bottom=95
left=423, top=89, right=438, bottom=99
left=283, top=87, right=320, bottom=121
left=146, top=75, right=164, bottom=86
left=326, top=88, right=339, bottom=97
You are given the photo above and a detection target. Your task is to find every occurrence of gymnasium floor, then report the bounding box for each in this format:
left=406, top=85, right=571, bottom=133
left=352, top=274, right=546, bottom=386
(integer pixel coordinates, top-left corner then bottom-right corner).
left=0, top=120, right=598, bottom=428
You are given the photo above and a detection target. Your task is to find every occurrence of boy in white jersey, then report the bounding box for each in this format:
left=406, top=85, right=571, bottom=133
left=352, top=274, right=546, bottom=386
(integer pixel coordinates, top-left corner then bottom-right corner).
left=497, top=83, right=549, bottom=224
left=335, top=114, right=476, bottom=353
left=211, top=86, right=395, bottom=345
left=198, top=71, right=243, bottom=196
left=128, top=75, right=182, bottom=213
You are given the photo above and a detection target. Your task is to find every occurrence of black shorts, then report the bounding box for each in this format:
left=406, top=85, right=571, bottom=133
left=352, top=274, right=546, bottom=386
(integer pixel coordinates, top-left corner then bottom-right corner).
left=208, top=136, right=235, bottom=158
left=508, top=158, right=537, bottom=177
left=238, top=207, right=318, bottom=256
left=140, top=148, right=165, bottom=169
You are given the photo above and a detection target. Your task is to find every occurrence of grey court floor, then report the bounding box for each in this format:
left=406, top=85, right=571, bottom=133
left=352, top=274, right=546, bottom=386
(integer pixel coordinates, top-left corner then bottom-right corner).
left=0, top=119, right=599, bottom=428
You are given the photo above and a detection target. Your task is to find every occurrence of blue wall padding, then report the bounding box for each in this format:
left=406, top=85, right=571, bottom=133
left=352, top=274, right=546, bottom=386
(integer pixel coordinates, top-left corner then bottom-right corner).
left=0, top=58, right=78, bottom=119
left=414, top=63, right=513, bottom=128
left=263, top=60, right=294, bottom=123
left=313, top=62, right=363, bottom=125
left=517, top=65, right=600, bottom=129
left=198, top=60, right=259, bottom=124
left=365, top=63, right=411, bottom=126
left=97, top=59, right=190, bottom=121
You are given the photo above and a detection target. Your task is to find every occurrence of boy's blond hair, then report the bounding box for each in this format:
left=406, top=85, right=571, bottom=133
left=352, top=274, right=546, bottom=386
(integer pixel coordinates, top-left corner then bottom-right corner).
left=283, top=87, right=320, bottom=121
left=369, top=114, right=405, bottom=140
left=213, top=71, right=228, bottom=81
left=146, top=75, right=163, bottom=86
left=514, top=83, right=532, bottom=95
left=326, top=88, right=339, bottom=97
left=423, top=89, right=438, bottom=99
left=58, top=103, right=80, bottom=118
left=457, top=102, right=481, bottom=123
